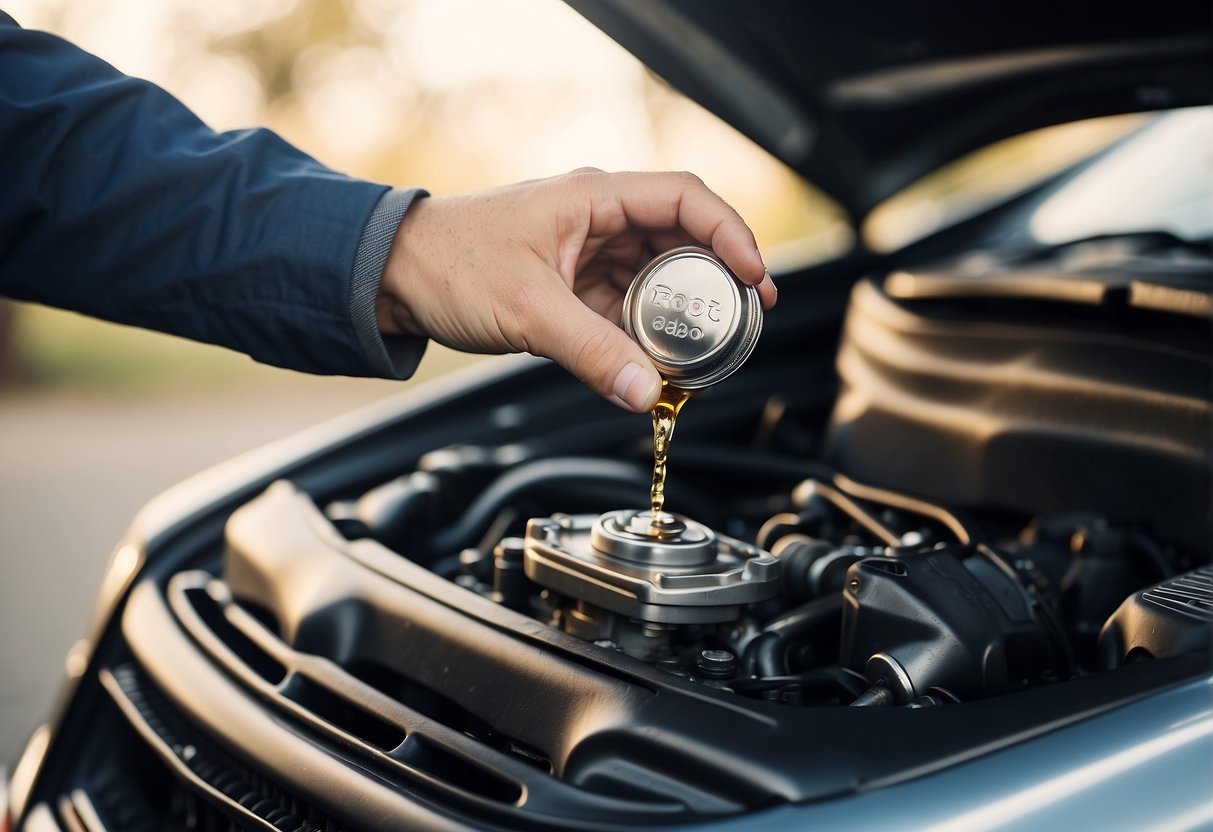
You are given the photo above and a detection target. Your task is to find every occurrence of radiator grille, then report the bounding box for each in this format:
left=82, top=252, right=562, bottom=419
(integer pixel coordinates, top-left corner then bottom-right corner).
left=101, top=664, right=349, bottom=832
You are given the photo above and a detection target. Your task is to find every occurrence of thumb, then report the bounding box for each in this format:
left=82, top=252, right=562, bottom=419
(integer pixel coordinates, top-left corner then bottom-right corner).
left=529, top=291, right=662, bottom=413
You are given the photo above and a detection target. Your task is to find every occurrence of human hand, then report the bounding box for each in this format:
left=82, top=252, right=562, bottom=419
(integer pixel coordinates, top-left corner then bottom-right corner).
left=376, top=169, right=776, bottom=413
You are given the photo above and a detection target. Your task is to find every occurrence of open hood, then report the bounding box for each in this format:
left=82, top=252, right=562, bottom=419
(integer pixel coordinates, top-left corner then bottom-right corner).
left=568, top=0, right=1212, bottom=219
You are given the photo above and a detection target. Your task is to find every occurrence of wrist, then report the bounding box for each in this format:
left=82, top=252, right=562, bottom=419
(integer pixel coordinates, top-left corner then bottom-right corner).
left=377, top=193, right=435, bottom=338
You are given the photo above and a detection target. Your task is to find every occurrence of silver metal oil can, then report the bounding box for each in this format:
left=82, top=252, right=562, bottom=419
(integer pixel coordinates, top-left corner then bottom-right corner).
left=622, top=245, right=763, bottom=389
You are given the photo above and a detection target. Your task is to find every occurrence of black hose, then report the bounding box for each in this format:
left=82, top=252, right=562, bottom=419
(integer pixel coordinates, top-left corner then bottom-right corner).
left=354, top=474, right=435, bottom=541
left=742, top=595, right=843, bottom=678
left=1033, top=588, right=1075, bottom=682
left=428, top=457, right=715, bottom=554
left=741, top=633, right=781, bottom=679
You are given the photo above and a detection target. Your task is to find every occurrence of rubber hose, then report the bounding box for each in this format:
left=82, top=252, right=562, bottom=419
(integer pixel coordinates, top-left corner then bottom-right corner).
left=743, top=595, right=843, bottom=678
left=428, top=457, right=715, bottom=554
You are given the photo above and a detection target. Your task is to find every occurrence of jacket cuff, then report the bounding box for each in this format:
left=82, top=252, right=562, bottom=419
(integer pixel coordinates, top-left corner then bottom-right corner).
left=349, top=187, right=430, bottom=379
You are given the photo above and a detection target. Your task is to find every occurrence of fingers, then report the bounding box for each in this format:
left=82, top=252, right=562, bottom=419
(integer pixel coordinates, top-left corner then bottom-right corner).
left=756, top=270, right=777, bottom=310
left=526, top=280, right=662, bottom=413
left=593, top=171, right=768, bottom=287
left=644, top=228, right=776, bottom=309
left=379, top=170, right=771, bottom=413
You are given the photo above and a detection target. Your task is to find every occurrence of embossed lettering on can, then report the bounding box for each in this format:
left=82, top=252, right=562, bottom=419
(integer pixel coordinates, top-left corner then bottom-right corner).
left=623, top=246, right=762, bottom=389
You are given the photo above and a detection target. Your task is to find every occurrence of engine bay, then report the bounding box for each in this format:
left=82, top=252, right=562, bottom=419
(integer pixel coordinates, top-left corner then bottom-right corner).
left=18, top=255, right=1209, bottom=832
left=176, top=253, right=1208, bottom=827
left=313, top=257, right=1211, bottom=715
left=321, top=444, right=1206, bottom=712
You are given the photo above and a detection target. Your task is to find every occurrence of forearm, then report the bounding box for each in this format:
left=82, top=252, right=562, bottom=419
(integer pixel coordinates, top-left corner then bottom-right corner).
left=0, top=12, right=422, bottom=377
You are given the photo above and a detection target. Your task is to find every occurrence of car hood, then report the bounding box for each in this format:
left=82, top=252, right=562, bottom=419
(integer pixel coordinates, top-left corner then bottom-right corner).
left=567, top=0, right=1212, bottom=219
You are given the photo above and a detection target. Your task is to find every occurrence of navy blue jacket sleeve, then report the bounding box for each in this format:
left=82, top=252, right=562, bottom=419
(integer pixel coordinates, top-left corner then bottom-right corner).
left=0, top=11, right=424, bottom=377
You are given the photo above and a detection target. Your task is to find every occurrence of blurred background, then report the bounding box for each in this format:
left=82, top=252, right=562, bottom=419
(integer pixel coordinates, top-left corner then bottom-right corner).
left=0, top=0, right=1139, bottom=767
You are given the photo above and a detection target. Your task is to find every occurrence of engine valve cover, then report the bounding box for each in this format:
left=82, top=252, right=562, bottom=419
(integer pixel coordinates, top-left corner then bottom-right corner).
left=524, top=510, right=781, bottom=624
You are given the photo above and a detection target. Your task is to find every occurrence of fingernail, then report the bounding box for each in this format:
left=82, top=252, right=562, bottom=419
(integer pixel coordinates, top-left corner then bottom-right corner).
left=612, top=362, right=659, bottom=413
left=768, top=271, right=777, bottom=293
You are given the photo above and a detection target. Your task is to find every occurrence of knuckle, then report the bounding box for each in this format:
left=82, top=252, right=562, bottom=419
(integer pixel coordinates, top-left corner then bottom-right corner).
left=562, top=167, right=606, bottom=202
left=571, top=326, right=617, bottom=384
left=674, top=170, right=704, bottom=188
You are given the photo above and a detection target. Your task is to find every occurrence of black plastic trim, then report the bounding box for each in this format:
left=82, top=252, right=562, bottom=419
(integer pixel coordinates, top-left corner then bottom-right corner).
left=205, top=481, right=1212, bottom=814
left=125, top=571, right=724, bottom=830
left=99, top=665, right=327, bottom=832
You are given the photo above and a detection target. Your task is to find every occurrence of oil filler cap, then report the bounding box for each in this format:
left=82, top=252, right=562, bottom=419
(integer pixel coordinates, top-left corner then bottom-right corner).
left=623, top=246, right=762, bottom=389
left=523, top=511, right=781, bottom=624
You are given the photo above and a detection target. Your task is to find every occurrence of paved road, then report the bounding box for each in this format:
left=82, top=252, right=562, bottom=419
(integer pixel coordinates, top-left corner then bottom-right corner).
left=0, top=376, right=400, bottom=766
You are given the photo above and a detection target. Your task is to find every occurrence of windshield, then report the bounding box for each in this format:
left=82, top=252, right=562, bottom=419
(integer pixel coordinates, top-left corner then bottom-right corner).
left=863, top=114, right=1144, bottom=252
left=1028, top=107, right=1212, bottom=246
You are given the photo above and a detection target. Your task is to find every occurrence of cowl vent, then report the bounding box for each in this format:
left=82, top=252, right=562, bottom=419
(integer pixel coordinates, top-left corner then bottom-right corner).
left=169, top=572, right=527, bottom=808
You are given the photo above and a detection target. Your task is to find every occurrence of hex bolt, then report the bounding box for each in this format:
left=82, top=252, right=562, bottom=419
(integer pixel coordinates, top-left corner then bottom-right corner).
left=491, top=537, right=529, bottom=610
left=696, top=649, right=738, bottom=679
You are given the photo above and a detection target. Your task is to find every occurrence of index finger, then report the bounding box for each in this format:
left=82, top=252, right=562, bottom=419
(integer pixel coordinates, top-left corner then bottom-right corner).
left=597, top=171, right=768, bottom=287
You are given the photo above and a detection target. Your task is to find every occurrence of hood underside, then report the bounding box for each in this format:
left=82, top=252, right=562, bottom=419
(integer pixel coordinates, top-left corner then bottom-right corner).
left=568, top=0, right=1212, bottom=218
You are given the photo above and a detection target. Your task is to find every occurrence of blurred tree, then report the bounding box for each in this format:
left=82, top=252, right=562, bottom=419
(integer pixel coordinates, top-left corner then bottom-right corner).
left=204, top=0, right=375, bottom=106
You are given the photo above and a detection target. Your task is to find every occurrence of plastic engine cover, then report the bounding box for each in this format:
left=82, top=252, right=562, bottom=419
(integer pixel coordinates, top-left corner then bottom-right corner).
left=826, top=278, right=1211, bottom=553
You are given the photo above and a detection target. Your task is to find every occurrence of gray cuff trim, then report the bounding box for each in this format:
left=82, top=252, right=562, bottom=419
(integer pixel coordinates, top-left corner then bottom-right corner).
left=349, top=186, right=430, bottom=379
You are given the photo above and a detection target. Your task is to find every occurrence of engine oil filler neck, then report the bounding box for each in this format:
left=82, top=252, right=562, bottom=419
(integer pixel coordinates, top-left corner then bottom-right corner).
left=592, top=510, right=715, bottom=566
left=523, top=510, right=781, bottom=625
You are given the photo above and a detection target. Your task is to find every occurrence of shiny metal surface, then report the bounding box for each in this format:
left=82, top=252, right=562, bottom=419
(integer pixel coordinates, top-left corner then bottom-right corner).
left=688, top=675, right=1213, bottom=831
left=523, top=512, right=781, bottom=624
left=623, top=246, right=762, bottom=389
left=591, top=510, right=715, bottom=567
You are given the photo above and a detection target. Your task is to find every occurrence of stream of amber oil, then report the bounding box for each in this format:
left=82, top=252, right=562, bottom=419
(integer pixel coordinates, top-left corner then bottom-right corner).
left=649, top=382, right=694, bottom=525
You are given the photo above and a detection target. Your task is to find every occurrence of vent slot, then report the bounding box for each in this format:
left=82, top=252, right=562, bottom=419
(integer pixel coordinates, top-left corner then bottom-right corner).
left=400, top=736, right=523, bottom=805
left=1143, top=566, right=1213, bottom=620
left=348, top=659, right=553, bottom=774
left=169, top=572, right=533, bottom=809
left=281, top=675, right=405, bottom=752
left=182, top=585, right=286, bottom=684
